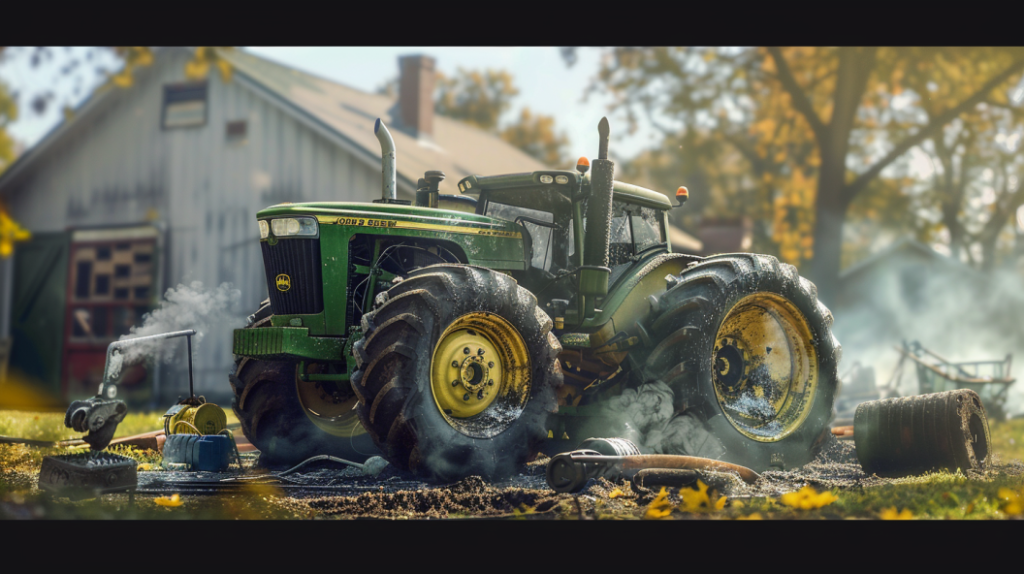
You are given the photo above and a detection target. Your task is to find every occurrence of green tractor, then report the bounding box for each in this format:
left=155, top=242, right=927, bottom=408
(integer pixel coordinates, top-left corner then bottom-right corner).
left=230, top=117, right=840, bottom=481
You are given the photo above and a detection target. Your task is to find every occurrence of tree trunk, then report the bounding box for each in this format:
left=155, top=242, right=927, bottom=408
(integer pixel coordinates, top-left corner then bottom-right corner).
left=804, top=48, right=875, bottom=307
left=807, top=164, right=848, bottom=307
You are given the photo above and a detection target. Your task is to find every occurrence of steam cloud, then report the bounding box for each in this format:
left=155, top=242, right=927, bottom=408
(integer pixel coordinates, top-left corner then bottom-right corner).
left=833, top=263, right=1024, bottom=418
left=591, top=380, right=727, bottom=458
left=105, top=282, right=244, bottom=381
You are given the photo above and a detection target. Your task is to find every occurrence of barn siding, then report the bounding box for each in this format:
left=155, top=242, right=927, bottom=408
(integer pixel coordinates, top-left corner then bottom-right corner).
left=1, top=49, right=383, bottom=400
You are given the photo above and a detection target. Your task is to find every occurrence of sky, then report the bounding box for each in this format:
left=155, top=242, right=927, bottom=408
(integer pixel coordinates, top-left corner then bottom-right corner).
left=1, top=46, right=665, bottom=163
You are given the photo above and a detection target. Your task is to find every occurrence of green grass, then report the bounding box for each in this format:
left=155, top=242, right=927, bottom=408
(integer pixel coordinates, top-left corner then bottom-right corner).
left=989, top=419, right=1024, bottom=464
left=0, top=410, right=171, bottom=443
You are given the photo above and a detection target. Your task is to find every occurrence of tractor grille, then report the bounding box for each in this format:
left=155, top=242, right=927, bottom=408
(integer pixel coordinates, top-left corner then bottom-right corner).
left=262, top=239, right=324, bottom=315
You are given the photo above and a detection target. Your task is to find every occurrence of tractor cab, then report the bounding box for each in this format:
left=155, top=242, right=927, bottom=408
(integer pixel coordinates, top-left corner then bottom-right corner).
left=456, top=168, right=675, bottom=326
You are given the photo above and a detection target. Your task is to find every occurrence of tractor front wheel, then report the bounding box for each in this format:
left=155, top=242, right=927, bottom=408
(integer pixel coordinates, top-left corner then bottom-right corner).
left=229, top=302, right=378, bottom=466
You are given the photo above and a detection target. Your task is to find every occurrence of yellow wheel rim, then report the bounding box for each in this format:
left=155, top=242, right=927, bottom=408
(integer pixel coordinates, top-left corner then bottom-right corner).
left=430, top=312, right=532, bottom=438
left=295, top=363, right=366, bottom=437
left=712, top=292, right=818, bottom=442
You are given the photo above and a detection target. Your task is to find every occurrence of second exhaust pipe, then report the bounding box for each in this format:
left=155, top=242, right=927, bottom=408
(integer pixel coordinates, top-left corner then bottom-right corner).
left=374, top=118, right=397, bottom=202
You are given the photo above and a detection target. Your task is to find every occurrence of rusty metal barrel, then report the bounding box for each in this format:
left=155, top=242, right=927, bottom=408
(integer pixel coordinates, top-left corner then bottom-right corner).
left=854, top=389, right=991, bottom=477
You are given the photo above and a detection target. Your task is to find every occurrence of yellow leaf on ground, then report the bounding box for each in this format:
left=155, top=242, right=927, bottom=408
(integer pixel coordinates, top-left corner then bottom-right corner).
left=998, top=487, right=1023, bottom=516
left=879, top=507, right=914, bottom=520
left=736, top=512, right=762, bottom=520
left=780, top=486, right=837, bottom=509
left=644, top=487, right=674, bottom=520
left=678, top=480, right=727, bottom=513
left=513, top=503, right=536, bottom=517
left=608, top=488, right=624, bottom=499
left=154, top=493, right=183, bottom=507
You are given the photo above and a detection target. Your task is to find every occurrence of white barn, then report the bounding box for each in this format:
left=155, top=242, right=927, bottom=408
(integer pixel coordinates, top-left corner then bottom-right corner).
left=0, top=47, right=547, bottom=407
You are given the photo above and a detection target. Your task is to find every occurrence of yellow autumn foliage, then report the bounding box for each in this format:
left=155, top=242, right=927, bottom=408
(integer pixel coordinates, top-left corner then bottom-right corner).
left=0, top=209, right=31, bottom=258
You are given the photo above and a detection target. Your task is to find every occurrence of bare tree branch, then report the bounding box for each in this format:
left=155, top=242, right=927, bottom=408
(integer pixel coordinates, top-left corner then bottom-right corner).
left=845, top=58, right=1024, bottom=202
left=723, top=132, right=768, bottom=174
left=766, top=47, right=827, bottom=144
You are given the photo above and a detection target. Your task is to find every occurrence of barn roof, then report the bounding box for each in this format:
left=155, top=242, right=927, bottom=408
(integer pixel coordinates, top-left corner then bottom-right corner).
left=0, top=48, right=549, bottom=196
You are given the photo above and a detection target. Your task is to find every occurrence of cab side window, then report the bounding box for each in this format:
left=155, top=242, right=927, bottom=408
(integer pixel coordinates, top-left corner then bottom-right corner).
left=583, top=201, right=666, bottom=272
left=631, top=206, right=664, bottom=253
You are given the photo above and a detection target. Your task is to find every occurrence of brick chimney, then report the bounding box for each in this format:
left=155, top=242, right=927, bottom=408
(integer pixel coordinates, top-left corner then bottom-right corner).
left=398, top=55, right=435, bottom=140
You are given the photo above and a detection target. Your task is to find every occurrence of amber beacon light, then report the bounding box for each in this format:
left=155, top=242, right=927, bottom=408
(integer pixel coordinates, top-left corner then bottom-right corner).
left=676, top=186, right=689, bottom=206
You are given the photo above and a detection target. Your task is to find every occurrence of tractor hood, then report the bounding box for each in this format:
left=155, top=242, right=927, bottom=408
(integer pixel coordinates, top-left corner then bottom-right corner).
left=257, top=201, right=522, bottom=237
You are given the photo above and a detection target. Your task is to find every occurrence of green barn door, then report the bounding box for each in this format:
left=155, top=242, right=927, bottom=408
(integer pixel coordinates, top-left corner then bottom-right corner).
left=9, top=232, right=70, bottom=405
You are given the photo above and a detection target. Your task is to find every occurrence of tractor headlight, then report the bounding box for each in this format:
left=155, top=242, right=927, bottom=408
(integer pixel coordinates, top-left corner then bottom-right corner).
left=270, top=217, right=318, bottom=238
left=258, top=220, right=269, bottom=239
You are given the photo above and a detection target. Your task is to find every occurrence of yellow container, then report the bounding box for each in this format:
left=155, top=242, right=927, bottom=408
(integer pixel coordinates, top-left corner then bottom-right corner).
left=165, top=403, right=227, bottom=436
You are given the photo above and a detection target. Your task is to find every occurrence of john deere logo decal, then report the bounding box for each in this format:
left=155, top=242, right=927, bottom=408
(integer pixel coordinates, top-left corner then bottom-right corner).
left=276, top=274, right=291, bottom=292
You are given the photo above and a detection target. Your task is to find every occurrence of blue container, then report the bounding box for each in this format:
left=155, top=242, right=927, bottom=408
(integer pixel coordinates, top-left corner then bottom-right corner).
left=163, top=434, right=232, bottom=472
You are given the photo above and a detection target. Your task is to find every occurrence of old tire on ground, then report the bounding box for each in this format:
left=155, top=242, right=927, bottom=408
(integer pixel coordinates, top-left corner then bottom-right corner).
left=229, top=300, right=378, bottom=466
left=351, top=264, right=561, bottom=482
left=642, top=253, right=840, bottom=472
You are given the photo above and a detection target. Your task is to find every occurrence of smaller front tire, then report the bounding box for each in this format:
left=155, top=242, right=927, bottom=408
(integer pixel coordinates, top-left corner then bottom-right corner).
left=229, top=301, right=379, bottom=466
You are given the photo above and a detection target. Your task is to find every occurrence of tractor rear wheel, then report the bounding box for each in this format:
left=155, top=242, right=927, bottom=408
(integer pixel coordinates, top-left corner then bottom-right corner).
left=351, top=265, right=561, bottom=482
left=642, top=254, right=840, bottom=472
left=229, top=300, right=378, bottom=466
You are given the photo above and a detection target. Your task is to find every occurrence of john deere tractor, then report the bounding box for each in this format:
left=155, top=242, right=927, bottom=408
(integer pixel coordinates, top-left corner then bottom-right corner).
left=230, top=117, right=840, bottom=481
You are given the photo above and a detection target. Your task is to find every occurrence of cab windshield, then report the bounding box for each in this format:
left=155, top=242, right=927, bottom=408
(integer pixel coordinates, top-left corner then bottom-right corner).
left=483, top=202, right=573, bottom=273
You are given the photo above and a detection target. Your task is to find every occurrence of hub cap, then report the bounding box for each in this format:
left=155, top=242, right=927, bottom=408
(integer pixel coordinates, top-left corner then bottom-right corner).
left=430, top=312, right=532, bottom=438
left=712, top=293, right=818, bottom=442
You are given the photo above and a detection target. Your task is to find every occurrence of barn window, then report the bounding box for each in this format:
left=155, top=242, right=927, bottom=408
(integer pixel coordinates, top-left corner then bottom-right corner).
left=226, top=120, right=248, bottom=143
left=162, top=81, right=208, bottom=129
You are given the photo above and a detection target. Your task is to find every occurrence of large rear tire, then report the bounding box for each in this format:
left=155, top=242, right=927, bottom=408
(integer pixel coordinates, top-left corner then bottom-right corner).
left=641, top=253, right=840, bottom=471
left=229, top=300, right=379, bottom=466
left=351, top=265, right=561, bottom=482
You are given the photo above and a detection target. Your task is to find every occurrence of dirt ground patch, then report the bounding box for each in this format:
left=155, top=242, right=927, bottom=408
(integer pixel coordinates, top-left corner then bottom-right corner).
left=4, top=417, right=1024, bottom=520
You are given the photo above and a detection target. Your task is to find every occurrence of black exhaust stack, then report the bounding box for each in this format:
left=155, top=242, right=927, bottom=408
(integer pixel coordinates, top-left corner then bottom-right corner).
left=579, top=117, right=614, bottom=317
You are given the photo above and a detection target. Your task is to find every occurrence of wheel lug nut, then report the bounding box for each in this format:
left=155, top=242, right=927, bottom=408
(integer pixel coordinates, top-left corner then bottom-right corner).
left=463, top=347, right=470, bottom=354
left=452, top=380, right=460, bottom=387
left=477, top=390, right=484, bottom=400
left=452, top=360, right=460, bottom=368
left=463, top=393, right=471, bottom=401
left=488, top=379, right=494, bottom=386
left=477, top=348, right=485, bottom=355
left=488, top=362, right=494, bottom=368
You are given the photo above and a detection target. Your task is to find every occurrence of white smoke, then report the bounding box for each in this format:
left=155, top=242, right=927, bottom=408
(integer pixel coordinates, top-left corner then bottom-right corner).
left=833, top=260, right=1024, bottom=418
left=106, top=282, right=244, bottom=380
left=594, top=380, right=726, bottom=458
